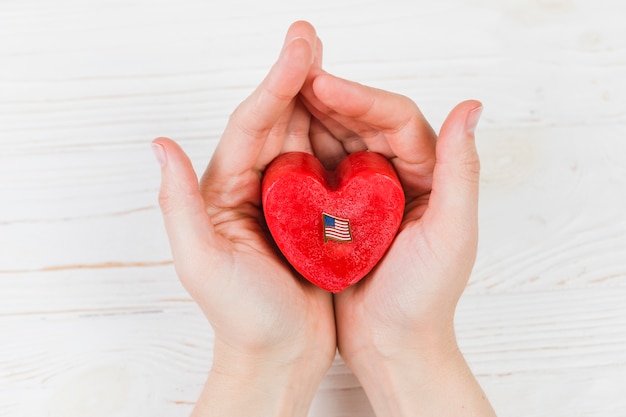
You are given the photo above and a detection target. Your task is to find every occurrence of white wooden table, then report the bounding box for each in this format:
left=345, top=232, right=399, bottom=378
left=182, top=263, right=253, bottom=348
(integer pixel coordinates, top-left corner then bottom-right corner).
left=2, top=1, right=626, bottom=416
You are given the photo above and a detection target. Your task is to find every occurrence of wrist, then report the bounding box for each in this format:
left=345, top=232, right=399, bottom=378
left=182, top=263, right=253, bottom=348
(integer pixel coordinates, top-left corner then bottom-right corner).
left=340, top=315, right=458, bottom=367
left=193, top=339, right=332, bottom=417
left=343, top=333, right=495, bottom=417
left=343, top=324, right=460, bottom=385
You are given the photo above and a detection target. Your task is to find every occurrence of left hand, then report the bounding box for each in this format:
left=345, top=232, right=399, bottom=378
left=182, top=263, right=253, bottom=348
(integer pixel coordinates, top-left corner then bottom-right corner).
left=153, top=21, right=335, bottom=417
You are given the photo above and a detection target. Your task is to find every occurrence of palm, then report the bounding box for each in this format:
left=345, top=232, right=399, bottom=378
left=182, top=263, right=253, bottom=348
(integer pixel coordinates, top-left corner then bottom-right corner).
left=156, top=22, right=336, bottom=363
left=191, top=98, right=335, bottom=358
left=334, top=218, right=452, bottom=354
left=301, top=73, right=481, bottom=357
left=159, top=146, right=335, bottom=359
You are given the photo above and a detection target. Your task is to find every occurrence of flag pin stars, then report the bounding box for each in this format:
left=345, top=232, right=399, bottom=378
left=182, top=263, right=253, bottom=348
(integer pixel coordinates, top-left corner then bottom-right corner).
left=322, top=213, right=353, bottom=243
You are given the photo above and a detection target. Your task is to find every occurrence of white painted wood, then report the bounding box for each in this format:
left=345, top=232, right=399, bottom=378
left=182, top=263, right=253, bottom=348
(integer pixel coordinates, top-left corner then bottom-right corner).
left=2, top=0, right=626, bottom=415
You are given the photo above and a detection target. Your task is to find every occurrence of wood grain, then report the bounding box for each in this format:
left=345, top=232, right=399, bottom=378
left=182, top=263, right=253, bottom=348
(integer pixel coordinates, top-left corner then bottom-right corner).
left=2, top=0, right=626, bottom=416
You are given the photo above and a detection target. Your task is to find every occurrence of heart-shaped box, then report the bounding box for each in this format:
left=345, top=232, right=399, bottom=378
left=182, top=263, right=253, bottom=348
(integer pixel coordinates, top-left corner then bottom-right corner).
left=262, top=151, right=404, bottom=292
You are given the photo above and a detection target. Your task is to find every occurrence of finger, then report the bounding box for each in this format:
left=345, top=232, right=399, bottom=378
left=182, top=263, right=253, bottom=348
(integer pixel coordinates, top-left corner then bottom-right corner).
left=280, top=98, right=313, bottom=154
left=208, top=21, right=316, bottom=180
left=255, top=98, right=298, bottom=166
left=311, top=73, right=437, bottom=197
left=313, top=36, right=323, bottom=71
left=300, top=91, right=369, bottom=166
left=301, top=92, right=357, bottom=142
left=306, top=102, right=367, bottom=154
left=300, top=42, right=374, bottom=159
left=152, top=138, right=218, bottom=270
left=423, top=101, right=483, bottom=239
left=299, top=45, right=365, bottom=166
left=305, top=92, right=393, bottom=158
left=308, top=118, right=349, bottom=170
left=301, top=72, right=363, bottom=152
left=258, top=33, right=322, bottom=160
left=312, top=73, right=436, bottom=164
left=258, top=26, right=324, bottom=164
left=302, top=36, right=324, bottom=95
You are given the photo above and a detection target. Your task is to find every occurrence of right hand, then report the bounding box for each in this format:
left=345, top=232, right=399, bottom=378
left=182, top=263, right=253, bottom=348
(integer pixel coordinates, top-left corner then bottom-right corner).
left=301, top=72, right=495, bottom=416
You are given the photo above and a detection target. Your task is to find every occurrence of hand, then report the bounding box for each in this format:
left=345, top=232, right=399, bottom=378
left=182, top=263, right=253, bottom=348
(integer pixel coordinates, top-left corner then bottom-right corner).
left=302, top=74, right=496, bottom=416
left=302, top=73, right=479, bottom=349
left=153, top=21, right=335, bottom=417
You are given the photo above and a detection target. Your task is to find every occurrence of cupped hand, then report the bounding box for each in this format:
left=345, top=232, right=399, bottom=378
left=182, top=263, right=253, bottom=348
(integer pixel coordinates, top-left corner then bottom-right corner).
left=301, top=74, right=483, bottom=360
left=153, top=21, right=335, bottom=371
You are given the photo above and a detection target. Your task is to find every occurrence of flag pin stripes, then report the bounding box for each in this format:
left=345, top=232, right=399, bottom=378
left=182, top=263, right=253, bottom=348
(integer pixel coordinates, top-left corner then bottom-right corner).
left=322, top=213, right=353, bottom=243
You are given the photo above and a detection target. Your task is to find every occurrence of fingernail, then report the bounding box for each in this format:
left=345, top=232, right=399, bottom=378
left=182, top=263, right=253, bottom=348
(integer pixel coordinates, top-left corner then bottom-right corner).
left=151, top=142, right=167, bottom=167
left=282, top=36, right=303, bottom=55
left=282, top=36, right=314, bottom=63
left=465, top=106, right=483, bottom=135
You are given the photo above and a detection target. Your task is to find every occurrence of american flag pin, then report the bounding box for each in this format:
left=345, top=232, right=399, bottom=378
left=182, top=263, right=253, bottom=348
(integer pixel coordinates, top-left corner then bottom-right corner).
left=322, top=212, right=353, bottom=243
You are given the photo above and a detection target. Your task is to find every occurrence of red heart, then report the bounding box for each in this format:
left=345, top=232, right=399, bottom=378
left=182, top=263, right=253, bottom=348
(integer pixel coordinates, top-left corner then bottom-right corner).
left=262, top=151, right=405, bottom=293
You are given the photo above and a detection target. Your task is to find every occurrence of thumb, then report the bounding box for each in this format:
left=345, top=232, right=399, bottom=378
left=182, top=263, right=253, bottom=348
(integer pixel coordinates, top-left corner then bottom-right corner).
left=425, top=101, right=483, bottom=241
left=152, top=138, right=216, bottom=274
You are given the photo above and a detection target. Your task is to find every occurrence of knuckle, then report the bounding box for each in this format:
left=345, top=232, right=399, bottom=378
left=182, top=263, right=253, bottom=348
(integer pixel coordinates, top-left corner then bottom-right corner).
left=158, top=185, right=205, bottom=217
left=459, top=151, right=481, bottom=183
left=229, top=105, right=272, bottom=140
left=157, top=188, right=177, bottom=216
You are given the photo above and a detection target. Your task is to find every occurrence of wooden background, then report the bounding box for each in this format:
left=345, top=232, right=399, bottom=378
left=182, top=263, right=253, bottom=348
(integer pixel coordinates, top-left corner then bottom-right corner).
left=2, top=0, right=625, bottom=416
